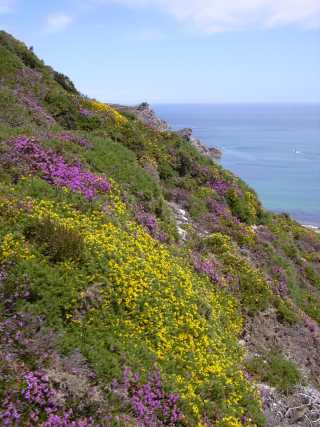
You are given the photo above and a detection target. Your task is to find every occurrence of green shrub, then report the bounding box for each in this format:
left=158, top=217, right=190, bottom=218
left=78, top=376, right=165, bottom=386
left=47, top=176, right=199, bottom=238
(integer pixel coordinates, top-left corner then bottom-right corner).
left=188, top=195, right=209, bottom=219
left=44, top=90, right=80, bottom=129
left=0, top=31, right=43, bottom=71
left=300, top=291, right=320, bottom=323
left=25, top=216, right=85, bottom=263
left=305, top=265, right=320, bottom=288
left=246, top=352, right=301, bottom=393
left=54, top=71, right=78, bottom=94
left=226, top=189, right=256, bottom=224
left=273, top=297, right=299, bottom=325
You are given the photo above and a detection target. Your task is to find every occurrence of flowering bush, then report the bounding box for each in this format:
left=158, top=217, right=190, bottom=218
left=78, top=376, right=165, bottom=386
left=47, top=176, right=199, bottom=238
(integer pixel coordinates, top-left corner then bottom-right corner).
left=192, top=254, right=220, bottom=284
left=135, top=209, right=157, bottom=233
left=1, top=370, right=95, bottom=427
left=5, top=136, right=111, bottom=199
left=209, top=179, right=232, bottom=195
left=19, top=92, right=55, bottom=125
left=112, top=367, right=183, bottom=425
left=135, top=207, right=168, bottom=242
left=85, top=100, right=127, bottom=125
left=58, top=132, right=90, bottom=148
left=0, top=193, right=263, bottom=425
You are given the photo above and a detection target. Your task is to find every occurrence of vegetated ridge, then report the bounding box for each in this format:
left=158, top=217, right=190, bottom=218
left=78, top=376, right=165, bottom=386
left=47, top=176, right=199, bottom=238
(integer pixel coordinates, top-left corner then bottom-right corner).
left=0, top=31, right=320, bottom=427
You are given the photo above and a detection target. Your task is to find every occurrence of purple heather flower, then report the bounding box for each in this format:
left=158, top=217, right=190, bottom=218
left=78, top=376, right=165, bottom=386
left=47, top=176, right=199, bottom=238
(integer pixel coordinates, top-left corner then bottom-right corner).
left=135, top=207, right=168, bottom=242
left=136, top=210, right=157, bottom=233
left=19, top=92, right=55, bottom=125
left=6, top=136, right=111, bottom=200
left=209, top=179, right=231, bottom=195
left=79, top=108, right=93, bottom=118
left=58, top=132, right=90, bottom=148
left=112, top=367, right=183, bottom=426
left=1, top=368, right=96, bottom=427
left=192, top=255, right=219, bottom=284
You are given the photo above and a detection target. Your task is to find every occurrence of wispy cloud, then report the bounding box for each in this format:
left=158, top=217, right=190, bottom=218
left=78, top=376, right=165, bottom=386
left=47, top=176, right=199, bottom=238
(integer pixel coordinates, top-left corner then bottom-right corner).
left=45, top=12, right=73, bottom=33
left=0, top=0, right=16, bottom=15
left=99, top=0, right=320, bottom=32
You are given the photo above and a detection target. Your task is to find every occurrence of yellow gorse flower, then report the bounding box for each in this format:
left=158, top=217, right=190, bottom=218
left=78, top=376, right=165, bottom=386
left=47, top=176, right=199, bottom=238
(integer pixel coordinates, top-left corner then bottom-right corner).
left=0, top=190, right=261, bottom=424
left=89, top=100, right=128, bottom=125
left=1, top=232, right=34, bottom=260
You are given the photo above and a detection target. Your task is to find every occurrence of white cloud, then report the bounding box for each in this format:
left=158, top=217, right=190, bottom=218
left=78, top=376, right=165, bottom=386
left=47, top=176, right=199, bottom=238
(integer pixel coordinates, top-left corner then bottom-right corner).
left=102, top=0, right=320, bottom=32
left=45, top=12, right=73, bottom=33
left=0, top=0, right=16, bottom=15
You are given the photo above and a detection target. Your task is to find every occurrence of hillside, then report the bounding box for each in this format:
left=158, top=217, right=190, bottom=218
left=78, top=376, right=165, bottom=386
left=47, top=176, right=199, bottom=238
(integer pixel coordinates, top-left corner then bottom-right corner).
left=0, top=31, right=320, bottom=427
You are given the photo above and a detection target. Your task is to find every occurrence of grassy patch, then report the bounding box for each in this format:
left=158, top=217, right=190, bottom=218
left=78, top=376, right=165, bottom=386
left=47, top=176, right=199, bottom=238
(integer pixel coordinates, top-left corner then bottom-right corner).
left=84, top=136, right=161, bottom=203
left=246, top=352, right=302, bottom=393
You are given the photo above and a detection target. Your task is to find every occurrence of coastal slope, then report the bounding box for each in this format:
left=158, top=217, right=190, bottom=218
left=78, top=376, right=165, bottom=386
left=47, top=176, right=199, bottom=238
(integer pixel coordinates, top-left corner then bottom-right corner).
left=0, top=31, right=320, bottom=426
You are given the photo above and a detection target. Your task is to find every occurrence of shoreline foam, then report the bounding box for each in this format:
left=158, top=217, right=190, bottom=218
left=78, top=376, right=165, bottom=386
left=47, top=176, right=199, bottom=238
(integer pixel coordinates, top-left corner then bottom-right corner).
left=302, top=224, right=320, bottom=233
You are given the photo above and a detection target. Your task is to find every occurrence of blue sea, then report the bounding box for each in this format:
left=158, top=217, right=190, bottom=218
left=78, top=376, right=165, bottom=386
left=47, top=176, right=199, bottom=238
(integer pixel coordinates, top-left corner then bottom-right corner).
left=154, top=103, right=320, bottom=227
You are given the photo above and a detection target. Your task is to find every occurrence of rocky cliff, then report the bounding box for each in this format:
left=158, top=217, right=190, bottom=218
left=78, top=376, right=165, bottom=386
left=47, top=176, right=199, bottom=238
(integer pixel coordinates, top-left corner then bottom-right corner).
left=116, top=102, right=222, bottom=159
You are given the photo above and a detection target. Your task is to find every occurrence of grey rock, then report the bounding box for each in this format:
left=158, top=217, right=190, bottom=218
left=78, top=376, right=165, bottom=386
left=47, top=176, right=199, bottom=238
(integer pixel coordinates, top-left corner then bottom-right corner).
left=135, top=102, right=169, bottom=131
left=177, top=128, right=221, bottom=159
left=176, top=128, right=193, bottom=140
left=114, top=102, right=169, bottom=132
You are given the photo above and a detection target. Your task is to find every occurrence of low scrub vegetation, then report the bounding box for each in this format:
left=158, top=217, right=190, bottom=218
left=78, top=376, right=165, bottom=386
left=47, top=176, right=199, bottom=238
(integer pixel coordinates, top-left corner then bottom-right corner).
left=0, top=30, right=319, bottom=426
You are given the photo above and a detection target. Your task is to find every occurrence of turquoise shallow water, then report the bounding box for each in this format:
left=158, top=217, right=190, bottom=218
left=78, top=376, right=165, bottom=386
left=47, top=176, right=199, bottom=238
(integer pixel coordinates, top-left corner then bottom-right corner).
left=154, top=103, right=320, bottom=226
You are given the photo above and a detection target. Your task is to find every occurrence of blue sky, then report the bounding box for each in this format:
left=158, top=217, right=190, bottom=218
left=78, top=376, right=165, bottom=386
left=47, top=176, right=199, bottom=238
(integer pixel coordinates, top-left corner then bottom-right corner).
left=1, top=0, right=320, bottom=104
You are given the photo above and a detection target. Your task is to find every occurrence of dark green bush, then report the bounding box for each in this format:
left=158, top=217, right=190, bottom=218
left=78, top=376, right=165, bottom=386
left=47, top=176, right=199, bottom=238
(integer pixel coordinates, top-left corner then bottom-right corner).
left=44, top=90, right=79, bottom=129
left=54, top=72, right=78, bottom=94
left=25, top=217, right=85, bottom=263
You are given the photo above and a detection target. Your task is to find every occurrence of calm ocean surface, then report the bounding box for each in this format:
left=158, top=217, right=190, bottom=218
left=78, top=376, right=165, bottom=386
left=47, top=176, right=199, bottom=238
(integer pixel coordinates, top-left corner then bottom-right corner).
left=154, top=104, right=320, bottom=226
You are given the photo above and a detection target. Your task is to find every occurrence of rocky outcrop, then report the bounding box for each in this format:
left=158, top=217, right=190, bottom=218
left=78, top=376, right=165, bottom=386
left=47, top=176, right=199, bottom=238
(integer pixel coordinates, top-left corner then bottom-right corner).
left=135, top=102, right=169, bottom=131
left=176, top=128, right=222, bottom=159
left=115, top=102, right=169, bottom=132
left=114, top=105, right=222, bottom=160
left=168, top=202, right=190, bottom=241
left=260, top=384, right=320, bottom=426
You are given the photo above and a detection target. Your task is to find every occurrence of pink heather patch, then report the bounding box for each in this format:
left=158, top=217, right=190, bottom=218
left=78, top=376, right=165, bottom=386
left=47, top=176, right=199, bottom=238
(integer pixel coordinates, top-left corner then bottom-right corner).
left=7, top=136, right=111, bottom=200
left=209, top=180, right=232, bottom=195
left=192, top=254, right=219, bottom=284
left=19, top=92, right=55, bottom=125
left=112, top=367, right=183, bottom=426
